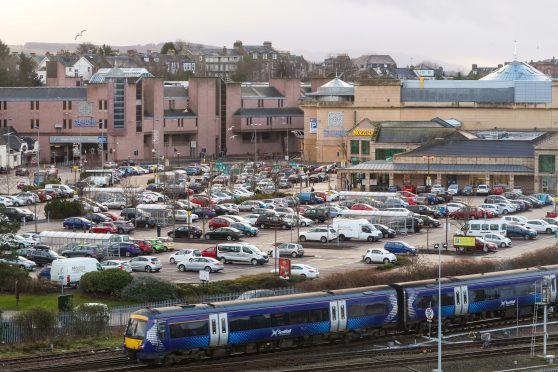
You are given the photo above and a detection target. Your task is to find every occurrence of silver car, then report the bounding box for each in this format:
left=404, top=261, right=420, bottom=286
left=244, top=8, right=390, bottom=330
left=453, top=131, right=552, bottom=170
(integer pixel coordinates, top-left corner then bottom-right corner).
left=100, top=260, right=133, bottom=273
left=177, top=257, right=224, bottom=273
left=0, top=256, right=37, bottom=271
left=102, top=198, right=128, bottom=210
left=128, top=256, right=162, bottom=272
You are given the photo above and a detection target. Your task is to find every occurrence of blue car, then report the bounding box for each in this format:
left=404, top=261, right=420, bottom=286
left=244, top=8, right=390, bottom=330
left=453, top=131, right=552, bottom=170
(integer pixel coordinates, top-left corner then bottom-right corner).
left=38, top=266, right=51, bottom=281
left=384, top=241, right=417, bottom=255
left=63, top=217, right=93, bottom=230
left=192, top=207, right=216, bottom=219
left=230, top=222, right=258, bottom=237
left=532, top=193, right=553, bottom=205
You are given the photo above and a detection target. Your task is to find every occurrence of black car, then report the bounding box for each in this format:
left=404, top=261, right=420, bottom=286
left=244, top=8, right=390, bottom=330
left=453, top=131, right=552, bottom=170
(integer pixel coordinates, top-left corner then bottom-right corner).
left=61, top=244, right=105, bottom=260
left=27, top=248, right=61, bottom=266
left=169, top=225, right=203, bottom=239
left=303, top=208, right=328, bottom=223
left=192, top=207, right=216, bottom=218
left=0, top=167, right=7, bottom=174
left=417, top=214, right=441, bottom=228
left=15, top=168, right=30, bottom=176
left=3, top=207, right=35, bottom=221
left=215, top=204, right=237, bottom=216
left=85, top=213, right=112, bottom=224
left=120, top=208, right=137, bottom=220
left=204, top=227, right=242, bottom=241
left=506, top=224, right=537, bottom=239
left=407, top=205, right=442, bottom=219
left=373, top=224, right=396, bottom=238
left=255, top=214, right=293, bottom=230
left=132, top=215, right=157, bottom=229
left=112, top=220, right=135, bottom=234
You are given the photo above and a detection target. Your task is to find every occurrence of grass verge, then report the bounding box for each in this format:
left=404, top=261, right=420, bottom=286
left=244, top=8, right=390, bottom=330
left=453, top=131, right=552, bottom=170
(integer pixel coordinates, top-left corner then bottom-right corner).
left=0, top=292, right=136, bottom=312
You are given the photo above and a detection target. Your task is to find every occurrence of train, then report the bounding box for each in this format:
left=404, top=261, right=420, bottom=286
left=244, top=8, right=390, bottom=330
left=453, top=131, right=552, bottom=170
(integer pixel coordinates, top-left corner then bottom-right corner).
left=124, top=264, right=558, bottom=364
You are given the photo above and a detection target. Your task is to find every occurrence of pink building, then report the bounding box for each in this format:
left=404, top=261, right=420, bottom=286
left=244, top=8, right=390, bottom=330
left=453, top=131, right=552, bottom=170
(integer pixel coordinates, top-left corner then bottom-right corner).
left=0, top=62, right=304, bottom=165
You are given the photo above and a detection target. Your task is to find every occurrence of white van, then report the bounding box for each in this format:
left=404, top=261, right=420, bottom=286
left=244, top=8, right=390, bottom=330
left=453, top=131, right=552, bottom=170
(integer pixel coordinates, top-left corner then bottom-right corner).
left=50, top=257, right=102, bottom=287
left=216, top=243, right=269, bottom=265
left=502, top=215, right=528, bottom=225
left=461, top=220, right=507, bottom=237
left=45, top=184, right=75, bottom=197
left=332, top=218, right=382, bottom=242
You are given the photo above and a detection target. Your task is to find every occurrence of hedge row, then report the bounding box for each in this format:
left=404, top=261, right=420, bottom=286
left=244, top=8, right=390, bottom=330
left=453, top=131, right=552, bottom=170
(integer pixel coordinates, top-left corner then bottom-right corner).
left=44, top=199, right=84, bottom=219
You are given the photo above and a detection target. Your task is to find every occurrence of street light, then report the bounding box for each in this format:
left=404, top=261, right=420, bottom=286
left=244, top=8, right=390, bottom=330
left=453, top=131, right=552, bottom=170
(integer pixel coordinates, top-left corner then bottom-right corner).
left=251, top=123, right=262, bottom=176
left=2, top=131, right=14, bottom=195
left=282, top=118, right=290, bottom=161
left=423, top=156, right=435, bottom=250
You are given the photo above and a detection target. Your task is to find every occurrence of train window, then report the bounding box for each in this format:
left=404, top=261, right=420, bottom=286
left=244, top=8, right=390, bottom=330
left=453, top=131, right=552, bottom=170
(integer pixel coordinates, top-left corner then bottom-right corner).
left=229, top=316, right=250, bottom=332
left=472, top=289, right=486, bottom=302
left=441, top=293, right=454, bottom=306
left=417, top=295, right=436, bottom=309
left=340, top=305, right=345, bottom=320
left=331, top=307, right=337, bottom=321
left=158, top=321, right=167, bottom=340
left=221, top=318, right=227, bottom=333
left=251, top=314, right=270, bottom=329
left=499, top=286, right=515, bottom=299
left=169, top=320, right=209, bottom=338
left=271, top=312, right=289, bottom=327
left=289, top=311, right=308, bottom=325
left=485, top=288, right=499, bottom=300
left=309, top=308, right=329, bottom=322
left=348, top=303, right=388, bottom=317
left=462, top=291, right=468, bottom=305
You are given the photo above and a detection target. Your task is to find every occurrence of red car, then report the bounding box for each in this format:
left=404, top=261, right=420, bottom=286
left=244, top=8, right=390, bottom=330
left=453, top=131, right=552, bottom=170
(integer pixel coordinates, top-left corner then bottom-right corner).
left=490, top=186, right=505, bottom=195
left=454, top=237, right=497, bottom=253
left=398, top=191, right=417, bottom=199
left=450, top=207, right=495, bottom=220
left=132, top=239, right=154, bottom=254
left=401, top=196, right=417, bottom=206
left=90, top=222, right=118, bottom=234
left=209, top=216, right=233, bottom=230
left=401, top=185, right=416, bottom=193
left=201, top=246, right=217, bottom=259
left=350, top=203, right=378, bottom=211
left=102, top=212, right=122, bottom=221
left=191, top=195, right=215, bottom=207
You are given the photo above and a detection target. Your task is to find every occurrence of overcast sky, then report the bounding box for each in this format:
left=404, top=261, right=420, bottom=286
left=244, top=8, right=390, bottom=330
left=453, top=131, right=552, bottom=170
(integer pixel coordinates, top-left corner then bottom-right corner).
left=4, top=0, right=557, bottom=71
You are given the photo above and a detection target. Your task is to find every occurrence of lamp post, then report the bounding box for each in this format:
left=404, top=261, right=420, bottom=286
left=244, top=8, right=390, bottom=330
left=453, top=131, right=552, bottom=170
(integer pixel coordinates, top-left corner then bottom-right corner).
left=434, top=242, right=444, bottom=372
left=282, top=118, right=290, bottom=161
left=423, top=156, right=435, bottom=249
left=3, top=131, right=14, bottom=194
left=251, top=123, right=262, bottom=166
left=152, top=118, right=160, bottom=184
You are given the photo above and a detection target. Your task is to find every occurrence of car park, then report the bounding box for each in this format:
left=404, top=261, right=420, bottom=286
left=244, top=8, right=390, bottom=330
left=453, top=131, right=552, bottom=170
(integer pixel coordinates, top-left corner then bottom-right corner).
left=63, top=217, right=93, bottom=231
left=90, top=222, right=118, bottom=234
left=230, top=222, right=258, bottom=237
left=373, top=224, right=396, bottom=238
left=177, top=257, right=224, bottom=273
left=363, top=248, right=397, bottom=264
left=109, top=242, right=142, bottom=257
left=100, top=260, right=132, bottom=272
left=128, top=256, right=162, bottom=272
left=169, top=249, right=201, bottom=264
left=525, top=219, right=557, bottom=234
left=299, top=227, right=338, bottom=243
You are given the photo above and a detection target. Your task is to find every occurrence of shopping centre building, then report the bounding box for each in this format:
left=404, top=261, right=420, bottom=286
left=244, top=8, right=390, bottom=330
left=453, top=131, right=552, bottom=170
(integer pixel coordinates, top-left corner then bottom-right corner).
left=300, top=60, right=558, bottom=193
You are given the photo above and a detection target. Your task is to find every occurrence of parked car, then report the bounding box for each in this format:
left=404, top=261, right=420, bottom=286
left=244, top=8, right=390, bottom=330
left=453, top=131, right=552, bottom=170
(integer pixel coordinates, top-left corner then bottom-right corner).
left=100, top=260, right=132, bottom=273
left=2, top=207, right=35, bottom=221
left=299, top=227, right=338, bottom=243
left=168, top=225, right=203, bottom=239
left=447, top=184, right=460, bottom=195
left=279, top=263, right=319, bottom=279
left=85, top=213, right=112, bottom=224
left=63, top=217, right=93, bottom=231
left=177, top=257, right=224, bottom=273
left=303, top=208, right=329, bottom=223
left=128, top=256, right=162, bottom=272
left=15, top=168, right=30, bottom=176
left=0, top=256, right=37, bottom=271
left=271, top=242, right=305, bottom=258
left=255, top=214, right=293, bottom=230
left=112, top=220, right=135, bottom=234
left=482, top=233, right=512, bottom=248
left=373, top=224, right=396, bottom=238
left=102, top=198, right=129, bottom=210
left=169, top=249, right=201, bottom=264
left=108, top=242, right=142, bottom=257
left=26, top=248, right=60, bottom=266
left=131, top=239, right=154, bottom=255
left=61, top=244, right=105, bottom=260
left=383, top=241, right=417, bottom=255
left=90, top=222, right=118, bottom=234
left=525, top=220, right=558, bottom=234
left=230, top=222, right=259, bottom=237
left=204, top=227, right=242, bottom=241
left=450, top=207, right=495, bottom=220
left=238, top=200, right=266, bottom=212
left=363, top=248, right=397, bottom=264
left=209, top=216, right=234, bottom=230
left=475, top=184, right=490, bottom=195
left=505, top=224, right=537, bottom=239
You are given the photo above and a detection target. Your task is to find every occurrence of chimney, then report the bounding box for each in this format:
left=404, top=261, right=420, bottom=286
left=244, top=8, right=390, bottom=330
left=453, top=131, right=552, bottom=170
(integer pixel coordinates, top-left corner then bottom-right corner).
left=263, top=41, right=272, bottom=49
left=222, top=46, right=227, bottom=55
left=233, top=40, right=243, bottom=49
left=498, top=64, right=503, bottom=68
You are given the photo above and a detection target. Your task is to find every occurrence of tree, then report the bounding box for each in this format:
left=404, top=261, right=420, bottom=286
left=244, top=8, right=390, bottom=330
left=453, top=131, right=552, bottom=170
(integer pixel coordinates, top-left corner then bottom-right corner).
left=17, top=53, right=41, bottom=86
left=98, top=44, right=118, bottom=56
left=160, top=42, right=176, bottom=55
left=231, top=55, right=255, bottom=82
left=76, top=42, right=97, bottom=54
left=0, top=207, right=21, bottom=257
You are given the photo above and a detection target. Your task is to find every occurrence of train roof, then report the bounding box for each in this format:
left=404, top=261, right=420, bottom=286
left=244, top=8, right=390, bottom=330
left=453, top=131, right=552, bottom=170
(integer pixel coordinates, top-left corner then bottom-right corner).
left=132, top=285, right=396, bottom=319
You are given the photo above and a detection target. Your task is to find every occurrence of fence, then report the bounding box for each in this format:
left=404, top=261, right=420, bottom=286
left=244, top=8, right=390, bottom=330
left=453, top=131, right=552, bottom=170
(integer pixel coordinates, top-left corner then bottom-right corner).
left=0, top=287, right=300, bottom=344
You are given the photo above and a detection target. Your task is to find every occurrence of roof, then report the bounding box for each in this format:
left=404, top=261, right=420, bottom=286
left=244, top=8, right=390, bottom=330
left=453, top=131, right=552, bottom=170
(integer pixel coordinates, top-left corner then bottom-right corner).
left=376, top=128, right=465, bottom=143
left=0, top=87, right=87, bottom=101
left=353, top=54, right=396, bottom=67
left=241, top=85, right=284, bottom=99
left=396, top=68, right=416, bottom=79
left=49, top=55, right=80, bottom=67
left=164, top=109, right=197, bottom=118
left=0, top=127, right=25, bottom=151
left=164, top=87, right=187, bottom=99
left=38, top=231, right=113, bottom=240
left=343, top=161, right=533, bottom=174
left=233, top=107, right=304, bottom=117
left=89, top=67, right=153, bottom=83
left=481, top=60, right=551, bottom=81
left=403, top=139, right=535, bottom=157
left=307, top=77, right=354, bottom=97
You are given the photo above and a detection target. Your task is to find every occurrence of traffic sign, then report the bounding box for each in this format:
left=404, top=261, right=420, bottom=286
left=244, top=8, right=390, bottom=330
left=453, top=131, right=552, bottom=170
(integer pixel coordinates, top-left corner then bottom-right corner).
left=425, top=307, right=434, bottom=321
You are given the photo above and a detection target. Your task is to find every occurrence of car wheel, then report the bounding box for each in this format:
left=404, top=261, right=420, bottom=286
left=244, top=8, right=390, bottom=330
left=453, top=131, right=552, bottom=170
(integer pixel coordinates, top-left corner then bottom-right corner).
left=260, top=223, right=266, bottom=229
left=26, top=200, right=31, bottom=205
left=503, top=210, right=508, bottom=214
left=219, top=257, right=226, bottom=264
left=14, top=202, right=19, bottom=207
left=281, top=225, right=287, bottom=230
left=383, top=233, right=388, bottom=238
left=314, top=218, right=320, bottom=223
left=117, top=228, right=124, bottom=234
left=301, top=221, right=307, bottom=227
left=367, top=236, right=374, bottom=242
left=251, top=259, right=258, bottom=266
left=205, top=234, right=211, bottom=240
left=145, top=265, right=152, bottom=272
left=524, top=235, right=528, bottom=240
left=365, top=257, right=372, bottom=264
left=300, top=274, right=307, bottom=278
left=291, top=252, right=297, bottom=258
left=62, top=254, right=69, bottom=258
left=120, top=205, right=125, bottom=209
left=483, top=246, right=489, bottom=253
left=500, top=243, right=506, bottom=248
left=204, top=266, right=212, bottom=272
left=383, top=258, right=389, bottom=264
left=320, top=236, right=327, bottom=243
left=170, top=258, right=176, bottom=264
left=170, top=233, right=175, bottom=238
left=227, top=235, right=234, bottom=241
left=178, top=264, right=186, bottom=272
left=145, top=223, right=149, bottom=229
left=546, top=228, right=553, bottom=234
left=339, top=234, right=346, bottom=241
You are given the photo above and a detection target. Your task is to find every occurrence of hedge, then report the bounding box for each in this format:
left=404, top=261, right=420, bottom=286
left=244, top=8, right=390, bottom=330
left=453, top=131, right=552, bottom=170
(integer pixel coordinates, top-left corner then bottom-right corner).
left=120, top=277, right=179, bottom=302
left=79, top=270, right=133, bottom=296
left=44, top=199, right=84, bottom=219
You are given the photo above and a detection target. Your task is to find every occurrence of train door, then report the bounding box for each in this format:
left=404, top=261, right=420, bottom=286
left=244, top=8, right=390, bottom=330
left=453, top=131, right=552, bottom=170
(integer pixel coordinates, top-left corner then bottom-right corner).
left=545, top=275, right=557, bottom=302
left=453, top=286, right=469, bottom=316
left=329, top=300, right=347, bottom=332
left=208, top=313, right=229, bottom=347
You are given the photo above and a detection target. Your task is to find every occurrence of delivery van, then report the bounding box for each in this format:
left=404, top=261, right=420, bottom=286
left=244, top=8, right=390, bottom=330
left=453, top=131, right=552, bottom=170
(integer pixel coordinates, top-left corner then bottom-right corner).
left=332, top=218, right=382, bottom=242
left=50, top=257, right=102, bottom=287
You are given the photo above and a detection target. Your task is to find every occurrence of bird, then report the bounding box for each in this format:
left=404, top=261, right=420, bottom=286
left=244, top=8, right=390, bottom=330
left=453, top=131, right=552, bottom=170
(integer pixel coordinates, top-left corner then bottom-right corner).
left=74, top=30, right=87, bottom=40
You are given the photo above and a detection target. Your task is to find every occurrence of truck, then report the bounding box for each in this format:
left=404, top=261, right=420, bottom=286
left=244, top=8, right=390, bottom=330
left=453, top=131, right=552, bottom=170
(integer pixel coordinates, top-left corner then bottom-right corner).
left=332, top=218, right=382, bottom=242
left=50, top=257, right=103, bottom=287
left=452, top=235, right=497, bottom=253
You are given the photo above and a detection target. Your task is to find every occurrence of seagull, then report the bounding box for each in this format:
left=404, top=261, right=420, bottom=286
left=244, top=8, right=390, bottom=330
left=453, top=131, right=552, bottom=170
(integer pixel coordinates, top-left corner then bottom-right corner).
left=74, top=29, right=87, bottom=40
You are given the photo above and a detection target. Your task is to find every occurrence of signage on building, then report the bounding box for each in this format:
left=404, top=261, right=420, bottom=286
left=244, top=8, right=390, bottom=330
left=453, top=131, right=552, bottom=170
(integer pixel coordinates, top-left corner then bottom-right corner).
left=78, top=101, right=92, bottom=117
left=97, top=136, right=107, bottom=143
left=353, top=129, right=374, bottom=136
left=50, top=136, right=101, bottom=144
left=73, top=118, right=98, bottom=127
left=309, top=118, right=318, bottom=133
left=323, top=130, right=346, bottom=137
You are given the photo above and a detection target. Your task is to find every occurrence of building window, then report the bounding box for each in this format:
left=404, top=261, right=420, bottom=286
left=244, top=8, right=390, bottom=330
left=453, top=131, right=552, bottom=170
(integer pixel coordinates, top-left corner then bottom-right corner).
left=30, top=119, right=39, bottom=129
left=0, top=101, right=6, bottom=110
left=375, top=148, right=405, bottom=161
left=539, top=155, right=556, bottom=173
left=252, top=53, right=258, bottom=59
left=63, top=101, right=66, bottom=110
left=350, top=140, right=359, bottom=155
left=361, top=141, right=370, bottom=155
left=272, top=53, right=277, bottom=60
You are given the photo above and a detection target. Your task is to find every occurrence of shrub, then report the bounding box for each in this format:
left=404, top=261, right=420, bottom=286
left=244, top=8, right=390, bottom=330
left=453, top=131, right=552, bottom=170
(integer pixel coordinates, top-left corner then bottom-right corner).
left=79, top=270, right=133, bottom=296
left=147, top=178, right=155, bottom=185
left=44, top=199, right=84, bottom=219
left=14, top=307, right=57, bottom=330
left=120, top=277, right=179, bottom=302
left=0, top=263, right=34, bottom=293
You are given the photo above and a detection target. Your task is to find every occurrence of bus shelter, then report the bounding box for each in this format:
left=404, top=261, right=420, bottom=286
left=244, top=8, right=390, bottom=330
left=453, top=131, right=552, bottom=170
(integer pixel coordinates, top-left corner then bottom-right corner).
left=337, top=210, right=415, bottom=234
left=136, top=203, right=173, bottom=226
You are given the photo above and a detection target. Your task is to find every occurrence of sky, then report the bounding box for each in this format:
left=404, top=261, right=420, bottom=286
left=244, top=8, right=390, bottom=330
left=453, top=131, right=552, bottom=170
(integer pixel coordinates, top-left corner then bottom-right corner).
left=3, top=0, right=558, bottom=72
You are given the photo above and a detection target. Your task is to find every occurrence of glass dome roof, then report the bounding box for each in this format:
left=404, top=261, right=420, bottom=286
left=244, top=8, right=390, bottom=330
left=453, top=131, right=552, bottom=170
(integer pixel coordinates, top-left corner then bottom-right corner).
left=481, top=60, right=550, bottom=81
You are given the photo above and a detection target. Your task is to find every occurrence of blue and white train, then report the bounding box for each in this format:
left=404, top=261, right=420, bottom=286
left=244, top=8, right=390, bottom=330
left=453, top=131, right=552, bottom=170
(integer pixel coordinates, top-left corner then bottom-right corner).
left=124, top=265, right=558, bottom=363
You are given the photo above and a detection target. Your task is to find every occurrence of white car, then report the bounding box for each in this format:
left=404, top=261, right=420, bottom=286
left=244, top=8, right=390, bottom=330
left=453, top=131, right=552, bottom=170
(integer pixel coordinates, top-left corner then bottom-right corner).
left=3, top=195, right=28, bottom=207
left=363, top=248, right=397, bottom=264
left=100, top=260, right=132, bottom=273
left=525, top=220, right=557, bottom=234
left=128, top=256, right=162, bottom=272
left=431, top=184, right=445, bottom=194
left=270, top=242, right=305, bottom=258
left=102, top=198, right=128, bottom=209
left=446, top=202, right=467, bottom=214
left=299, top=227, right=338, bottom=243
left=19, top=232, right=39, bottom=242
left=476, top=184, right=490, bottom=195
left=14, top=235, right=37, bottom=249
left=0, top=196, right=14, bottom=207
left=479, top=204, right=502, bottom=216
left=174, top=209, right=199, bottom=223
left=143, top=191, right=166, bottom=202
left=178, top=257, right=224, bottom=273
left=272, top=263, right=319, bottom=279
left=482, top=233, right=512, bottom=248
left=245, top=214, right=260, bottom=226
left=495, top=202, right=517, bottom=214
left=220, top=203, right=240, bottom=213
left=447, top=184, right=460, bottom=195
left=238, top=200, right=264, bottom=212
left=169, top=249, right=201, bottom=264
left=503, top=215, right=528, bottom=225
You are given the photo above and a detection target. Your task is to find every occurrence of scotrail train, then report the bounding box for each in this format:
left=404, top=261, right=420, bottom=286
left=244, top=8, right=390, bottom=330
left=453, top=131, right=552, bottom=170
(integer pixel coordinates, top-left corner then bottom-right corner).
left=124, top=265, right=558, bottom=363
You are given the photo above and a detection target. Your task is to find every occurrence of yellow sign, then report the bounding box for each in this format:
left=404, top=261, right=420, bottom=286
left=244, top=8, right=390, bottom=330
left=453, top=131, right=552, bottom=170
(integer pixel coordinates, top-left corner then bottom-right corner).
left=72, top=166, right=79, bottom=172
left=554, top=197, right=558, bottom=203
left=453, top=236, right=475, bottom=246
left=353, top=129, right=374, bottom=136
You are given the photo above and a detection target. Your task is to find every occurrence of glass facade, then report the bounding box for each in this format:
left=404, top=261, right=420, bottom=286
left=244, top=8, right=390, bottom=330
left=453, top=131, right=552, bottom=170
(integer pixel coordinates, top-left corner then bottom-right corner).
left=113, top=78, right=125, bottom=129
left=539, top=155, right=555, bottom=173
left=375, top=148, right=405, bottom=161
left=350, top=140, right=359, bottom=155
